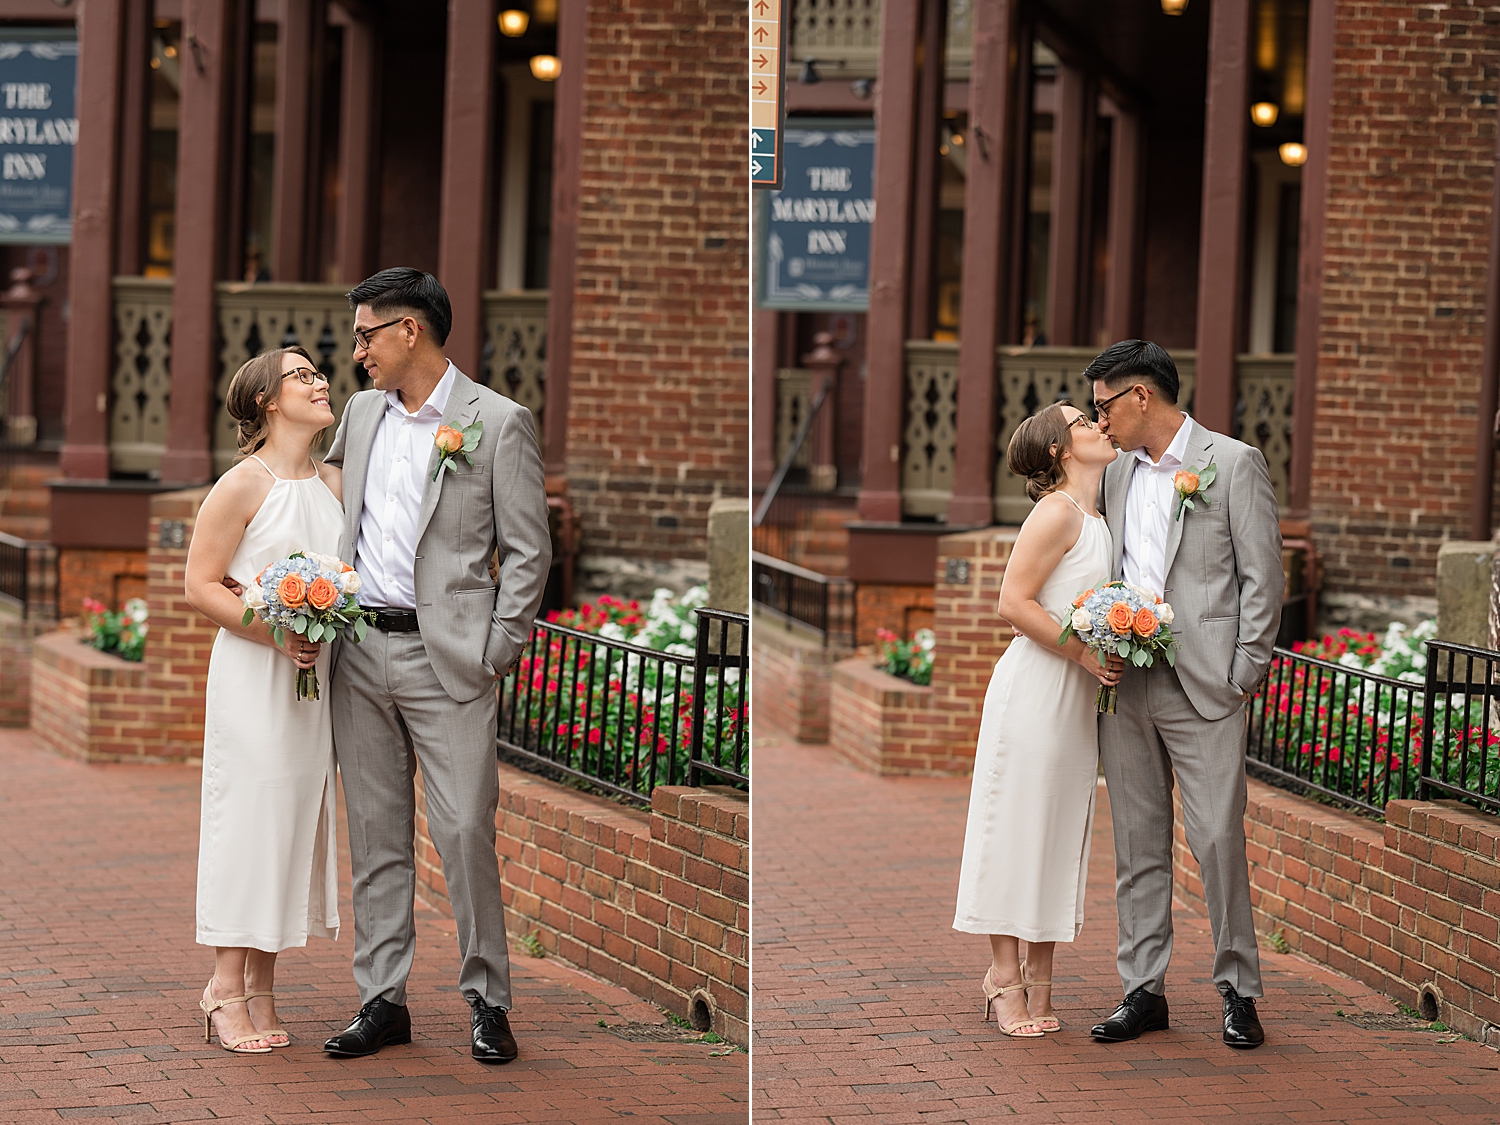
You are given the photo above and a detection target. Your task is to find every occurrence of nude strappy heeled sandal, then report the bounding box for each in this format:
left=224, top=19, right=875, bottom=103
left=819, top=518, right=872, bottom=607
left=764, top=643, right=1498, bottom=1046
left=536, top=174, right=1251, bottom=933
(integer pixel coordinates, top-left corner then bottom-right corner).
left=200, top=982, right=274, bottom=1054
left=1020, top=960, right=1061, bottom=1033
left=243, top=990, right=290, bottom=1047
left=982, top=966, right=1045, bottom=1038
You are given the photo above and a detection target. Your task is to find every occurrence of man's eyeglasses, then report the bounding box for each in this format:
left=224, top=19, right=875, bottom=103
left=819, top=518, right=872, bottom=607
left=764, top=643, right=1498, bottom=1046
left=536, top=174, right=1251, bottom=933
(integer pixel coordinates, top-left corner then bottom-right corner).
left=282, top=367, right=329, bottom=386
left=352, top=318, right=406, bottom=351
left=1092, top=383, right=1150, bottom=421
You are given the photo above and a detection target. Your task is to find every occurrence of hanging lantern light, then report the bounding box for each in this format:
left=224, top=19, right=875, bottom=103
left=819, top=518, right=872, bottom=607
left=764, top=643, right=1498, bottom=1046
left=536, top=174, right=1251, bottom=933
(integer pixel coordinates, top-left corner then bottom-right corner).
left=529, top=54, right=561, bottom=82
left=499, top=10, right=529, bottom=36
left=1161, top=0, right=1188, bottom=14
left=1278, top=142, right=1308, bottom=166
left=1250, top=101, right=1279, bottom=127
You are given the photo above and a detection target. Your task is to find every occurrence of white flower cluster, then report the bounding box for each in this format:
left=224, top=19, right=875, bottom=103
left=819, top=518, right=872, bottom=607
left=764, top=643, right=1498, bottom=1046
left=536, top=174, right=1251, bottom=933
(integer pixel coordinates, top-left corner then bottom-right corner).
left=1337, top=618, right=1435, bottom=684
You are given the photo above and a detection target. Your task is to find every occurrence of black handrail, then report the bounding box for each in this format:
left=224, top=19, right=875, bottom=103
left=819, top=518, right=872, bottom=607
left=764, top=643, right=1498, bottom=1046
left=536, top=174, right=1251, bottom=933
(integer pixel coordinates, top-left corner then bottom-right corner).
left=753, top=380, right=830, bottom=527
left=1420, top=639, right=1500, bottom=812
left=751, top=550, right=856, bottom=649
left=688, top=608, right=749, bottom=788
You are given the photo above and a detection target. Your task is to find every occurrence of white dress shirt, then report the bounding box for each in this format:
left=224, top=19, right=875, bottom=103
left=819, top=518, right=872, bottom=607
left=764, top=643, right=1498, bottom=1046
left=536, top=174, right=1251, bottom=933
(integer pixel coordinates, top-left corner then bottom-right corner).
left=354, top=361, right=458, bottom=610
left=1120, top=412, right=1193, bottom=597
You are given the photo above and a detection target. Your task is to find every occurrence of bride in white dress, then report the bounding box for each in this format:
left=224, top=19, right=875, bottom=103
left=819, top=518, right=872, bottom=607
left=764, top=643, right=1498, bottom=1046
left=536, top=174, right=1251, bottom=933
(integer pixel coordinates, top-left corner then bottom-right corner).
left=953, top=402, right=1121, bottom=1038
left=184, top=346, right=344, bottom=1053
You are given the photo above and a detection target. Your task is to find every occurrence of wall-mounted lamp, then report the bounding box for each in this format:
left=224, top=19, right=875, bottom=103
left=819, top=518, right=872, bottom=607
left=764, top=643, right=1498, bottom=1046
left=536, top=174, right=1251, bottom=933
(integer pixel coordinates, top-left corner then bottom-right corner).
left=1250, top=101, right=1279, bottom=127
left=499, top=10, right=529, bottom=36
left=1278, top=142, right=1308, bottom=166
left=529, top=54, right=561, bottom=82
left=1161, top=0, right=1188, bottom=14
left=800, top=58, right=821, bottom=85
left=850, top=77, right=873, bottom=100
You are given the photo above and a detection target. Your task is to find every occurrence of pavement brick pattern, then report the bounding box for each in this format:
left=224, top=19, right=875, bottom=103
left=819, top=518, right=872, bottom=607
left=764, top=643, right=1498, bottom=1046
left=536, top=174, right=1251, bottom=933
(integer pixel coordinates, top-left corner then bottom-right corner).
left=0, top=729, right=746, bottom=1124
left=753, top=737, right=1500, bottom=1123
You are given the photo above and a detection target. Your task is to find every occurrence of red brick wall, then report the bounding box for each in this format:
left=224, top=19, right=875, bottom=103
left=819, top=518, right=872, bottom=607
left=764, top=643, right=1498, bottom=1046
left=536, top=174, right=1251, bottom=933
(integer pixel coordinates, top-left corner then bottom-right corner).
left=58, top=548, right=148, bottom=620
left=1311, top=3, right=1500, bottom=596
left=563, top=0, right=747, bottom=563
left=1174, top=778, right=1500, bottom=1048
left=751, top=614, right=851, bottom=743
left=414, top=763, right=750, bottom=1047
left=854, top=582, right=935, bottom=647
left=30, top=631, right=154, bottom=762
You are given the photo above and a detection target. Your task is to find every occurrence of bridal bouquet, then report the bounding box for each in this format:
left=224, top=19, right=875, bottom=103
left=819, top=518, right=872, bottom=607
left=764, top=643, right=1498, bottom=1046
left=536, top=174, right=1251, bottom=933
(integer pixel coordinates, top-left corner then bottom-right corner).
left=241, top=552, right=376, bottom=701
left=1057, top=581, right=1179, bottom=714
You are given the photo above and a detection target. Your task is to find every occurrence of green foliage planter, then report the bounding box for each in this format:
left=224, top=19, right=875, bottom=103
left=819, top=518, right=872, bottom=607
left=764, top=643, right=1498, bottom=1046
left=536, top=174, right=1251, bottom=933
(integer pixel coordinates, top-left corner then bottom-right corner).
left=80, top=597, right=147, bottom=662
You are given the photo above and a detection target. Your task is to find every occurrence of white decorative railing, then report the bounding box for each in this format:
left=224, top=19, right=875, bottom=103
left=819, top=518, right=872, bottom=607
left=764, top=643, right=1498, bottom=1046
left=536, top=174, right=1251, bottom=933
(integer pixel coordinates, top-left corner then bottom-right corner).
left=898, top=345, right=1292, bottom=522
left=110, top=277, right=174, bottom=475
left=789, top=0, right=972, bottom=77
left=107, top=281, right=549, bottom=478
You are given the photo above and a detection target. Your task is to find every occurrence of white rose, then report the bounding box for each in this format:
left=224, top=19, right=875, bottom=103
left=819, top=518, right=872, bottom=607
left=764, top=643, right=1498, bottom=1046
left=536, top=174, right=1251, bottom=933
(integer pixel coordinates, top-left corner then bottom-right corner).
left=1071, top=607, right=1092, bottom=632
left=245, top=583, right=267, bottom=609
left=1157, top=602, right=1173, bottom=626
left=339, top=570, right=362, bottom=595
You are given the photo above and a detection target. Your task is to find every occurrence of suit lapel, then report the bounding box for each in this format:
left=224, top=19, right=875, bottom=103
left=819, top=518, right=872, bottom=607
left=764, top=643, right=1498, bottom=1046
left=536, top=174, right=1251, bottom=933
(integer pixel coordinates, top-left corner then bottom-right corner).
left=1163, top=420, right=1214, bottom=581
left=342, top=393, right=382, bottom=561
left=1105, top=451, right=1131, bottom=578
left=415, top=373, right=482, bottom=546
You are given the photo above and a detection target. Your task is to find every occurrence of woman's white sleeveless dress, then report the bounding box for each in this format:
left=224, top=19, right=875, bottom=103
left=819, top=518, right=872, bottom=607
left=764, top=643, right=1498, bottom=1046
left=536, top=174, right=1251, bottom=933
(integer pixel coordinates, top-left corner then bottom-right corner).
left=953, top=503, right=1112, bottom=941
left=196, top=460, right=343, bottom=952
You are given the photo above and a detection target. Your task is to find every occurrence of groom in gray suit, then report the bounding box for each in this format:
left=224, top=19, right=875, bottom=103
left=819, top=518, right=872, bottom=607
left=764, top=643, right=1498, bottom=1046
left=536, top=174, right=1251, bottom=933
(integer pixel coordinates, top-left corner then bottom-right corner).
left=320, top=268, right=551, bottom=1062
left=1085, top=340, right=1282, bottom=1050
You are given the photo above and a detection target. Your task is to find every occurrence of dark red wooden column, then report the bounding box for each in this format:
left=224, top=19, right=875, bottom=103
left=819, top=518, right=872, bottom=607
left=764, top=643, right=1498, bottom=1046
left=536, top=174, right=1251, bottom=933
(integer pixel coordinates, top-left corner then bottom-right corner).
left=1103, top=100, right=1143, bottom=344
left=1045, top=62, right=1087, bottom=347
left=61, top=0, right=126, bottom=480
left=751, top=306, right=777, bottom=489
left=856, top=0, right=922, bottom=523
left=1292, top=0, right=1334, bottom=521
left=159, top=0, right=235, bottom=484
left=542, top=0, right=586, bottom=479
left=946, top=0, right=1017, bottom=526
left=271, top=0, right=327, bottom=282
left=334, top=8, right=379, bottom=284
left=906, top=0, right=946, bottom=339
left=438, top=0, right=498, bottom=378
left=1193, top=0, right=1252, bottom=434
left=115, top=0, right=152, bottom=277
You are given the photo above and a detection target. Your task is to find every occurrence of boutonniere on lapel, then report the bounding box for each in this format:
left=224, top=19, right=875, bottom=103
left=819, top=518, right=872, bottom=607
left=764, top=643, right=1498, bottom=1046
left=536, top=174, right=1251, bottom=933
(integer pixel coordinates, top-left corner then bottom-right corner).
left=432, top=421, right=483, bottom=480
left=1172, top=460, right=1216, bottom=520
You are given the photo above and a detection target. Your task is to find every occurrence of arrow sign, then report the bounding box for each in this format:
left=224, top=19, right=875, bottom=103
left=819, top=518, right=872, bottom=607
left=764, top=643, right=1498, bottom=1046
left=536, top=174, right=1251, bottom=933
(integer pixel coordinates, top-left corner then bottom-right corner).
left=750, top=0, right=785, bottom=189
left=753, top=25, right=768, bottom=41
left=754, top=53, right=770, bottom=69
left=752, top=158, right=764, bottom=176
left=754, top=80, right=768, bottom=96
left=754, top=0, right=769, bottom=12
left=751, top=131, right=767, bottom=150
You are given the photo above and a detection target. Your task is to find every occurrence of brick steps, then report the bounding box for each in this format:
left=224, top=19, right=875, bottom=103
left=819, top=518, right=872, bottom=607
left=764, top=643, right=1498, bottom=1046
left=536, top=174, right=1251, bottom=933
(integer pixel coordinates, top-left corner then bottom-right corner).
left=0, top=460, right=53, bottom=542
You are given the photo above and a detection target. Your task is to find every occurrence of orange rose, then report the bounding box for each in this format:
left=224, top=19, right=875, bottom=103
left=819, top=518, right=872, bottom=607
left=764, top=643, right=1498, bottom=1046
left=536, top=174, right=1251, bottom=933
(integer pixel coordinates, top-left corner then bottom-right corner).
left=1133, top=606, right=1160, bottom=637
left=1073, top=588, right=1096, bottom=608
left=434, top=425, right=464, bottom=455
left=306, top=575, right=339, bottom=611
left=1106, top=601, right=1133, bottom=635
left=277, top=573, right=308, bottom=608
left=1174, top=469, right=1200, bottom=494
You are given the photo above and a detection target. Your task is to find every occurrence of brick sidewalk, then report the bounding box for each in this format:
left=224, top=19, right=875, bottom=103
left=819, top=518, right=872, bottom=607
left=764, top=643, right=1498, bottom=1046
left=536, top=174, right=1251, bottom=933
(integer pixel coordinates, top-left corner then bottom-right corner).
left=752, top=737, right=1500, bottom=1123
left=0, top=729, right=746, bottom=1124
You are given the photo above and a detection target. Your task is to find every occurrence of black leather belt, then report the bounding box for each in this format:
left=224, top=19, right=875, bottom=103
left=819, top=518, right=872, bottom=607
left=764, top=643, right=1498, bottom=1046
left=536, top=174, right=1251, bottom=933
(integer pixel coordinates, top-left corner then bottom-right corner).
left=371, top=609, right=420, bottom=633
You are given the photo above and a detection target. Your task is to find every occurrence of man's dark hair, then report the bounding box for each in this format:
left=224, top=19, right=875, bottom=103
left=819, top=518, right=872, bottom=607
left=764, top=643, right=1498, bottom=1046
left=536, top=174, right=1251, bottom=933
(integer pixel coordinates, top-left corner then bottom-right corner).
left=347, top=267, right=453, bottom=345
left=1083, top=339, right=1180, bottom=405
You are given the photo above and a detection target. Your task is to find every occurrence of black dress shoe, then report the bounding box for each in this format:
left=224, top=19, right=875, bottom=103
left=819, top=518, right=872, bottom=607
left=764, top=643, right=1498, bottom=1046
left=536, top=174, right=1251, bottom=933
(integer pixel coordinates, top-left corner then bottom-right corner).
left=1222, top=986, right=1265, bottom=1048
left=471, top=1000, right=518, bottom=1064
left=1090, top=986, right=1170, bottom=1042
left=323, top=997, right=412, bottom=1057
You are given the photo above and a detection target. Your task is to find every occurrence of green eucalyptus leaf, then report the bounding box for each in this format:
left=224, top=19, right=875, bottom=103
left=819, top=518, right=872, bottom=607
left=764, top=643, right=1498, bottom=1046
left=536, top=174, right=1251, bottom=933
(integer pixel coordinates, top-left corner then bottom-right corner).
left=354, top=617, right=369, bottom=642
left=241, top=608, right=255, bottom=626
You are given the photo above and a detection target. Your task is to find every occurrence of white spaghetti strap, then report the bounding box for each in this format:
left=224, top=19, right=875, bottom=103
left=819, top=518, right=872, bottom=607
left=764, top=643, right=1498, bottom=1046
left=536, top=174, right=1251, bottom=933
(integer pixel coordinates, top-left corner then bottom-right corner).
left=248, top=454, right=282, bottom=481
left=1055, top=491, right=1086, bottom=515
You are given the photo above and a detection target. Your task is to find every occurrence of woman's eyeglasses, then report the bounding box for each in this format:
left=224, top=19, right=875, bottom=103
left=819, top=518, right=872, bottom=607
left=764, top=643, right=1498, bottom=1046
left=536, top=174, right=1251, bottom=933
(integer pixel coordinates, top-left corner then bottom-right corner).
left=282, top=367, right=329, bottom=386
left=1067, top=414, right=1097, bottom=431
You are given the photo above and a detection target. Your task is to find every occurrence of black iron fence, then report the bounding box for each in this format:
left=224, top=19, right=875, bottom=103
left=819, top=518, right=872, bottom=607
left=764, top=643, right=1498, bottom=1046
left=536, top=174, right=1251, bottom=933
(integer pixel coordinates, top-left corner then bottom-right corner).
left=1421, top=640, right=1500, bottom=814
left=0, top=531, right=57, bottom=620
left=496, top=608, right=748, bottom=807
left=1248, top=640, right=1500, bottom=817
left=752, top=550, right=856, bottom=648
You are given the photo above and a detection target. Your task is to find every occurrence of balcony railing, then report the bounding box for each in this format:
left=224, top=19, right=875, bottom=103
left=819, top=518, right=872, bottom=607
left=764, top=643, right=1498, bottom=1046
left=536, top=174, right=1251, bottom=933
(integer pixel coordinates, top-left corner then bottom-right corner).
left=899, top=344, right=1291, bottom=522
left=789, top=0, right=974, bottom=78
left=108, top=279, right=547, bottom=478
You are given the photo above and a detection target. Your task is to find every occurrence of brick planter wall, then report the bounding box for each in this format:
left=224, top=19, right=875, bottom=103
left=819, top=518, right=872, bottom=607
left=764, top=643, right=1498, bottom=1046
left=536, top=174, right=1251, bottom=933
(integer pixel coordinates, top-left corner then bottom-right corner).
left=1174, top=777, right=1500, bottom=1049
left=31, top=488, right=217, bottom=763
left=0, top=608, right=59, bottom=727
left=30, top=632, right=150, bottom=762
left=827, top=527, right=1019, bottom=776
left=752, top=612, right=852, bottom=743
left=414, top=763, right=750, bottom=1047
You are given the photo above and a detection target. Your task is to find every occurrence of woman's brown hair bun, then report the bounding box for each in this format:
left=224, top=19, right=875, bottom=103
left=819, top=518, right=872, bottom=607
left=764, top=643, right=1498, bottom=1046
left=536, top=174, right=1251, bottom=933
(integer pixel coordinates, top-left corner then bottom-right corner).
left=1007, top=401, right=1075, bottom=503
left=224, top=345, right=316, bottom=456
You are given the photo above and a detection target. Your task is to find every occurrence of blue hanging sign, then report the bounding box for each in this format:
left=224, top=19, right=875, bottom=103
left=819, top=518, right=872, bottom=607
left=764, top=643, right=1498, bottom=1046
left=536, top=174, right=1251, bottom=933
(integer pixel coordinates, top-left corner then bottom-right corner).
left=0, top=32, right=78, bottom=245
left=756, top=121, right=874, bottom=311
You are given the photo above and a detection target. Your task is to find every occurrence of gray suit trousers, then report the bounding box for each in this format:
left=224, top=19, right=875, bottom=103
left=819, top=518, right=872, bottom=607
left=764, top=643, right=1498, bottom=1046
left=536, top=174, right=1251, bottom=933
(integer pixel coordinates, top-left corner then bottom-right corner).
left=1099, top=661, right=1262, bottom=999
left=331, top=627, right=513, bottom=1010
